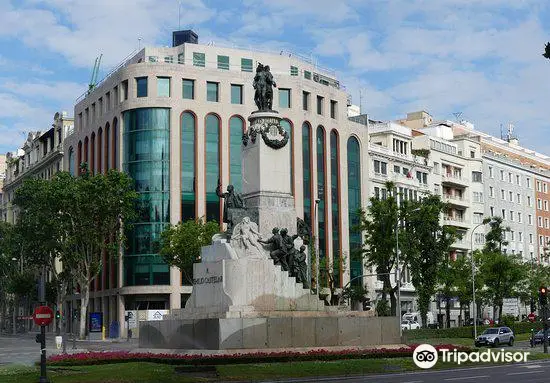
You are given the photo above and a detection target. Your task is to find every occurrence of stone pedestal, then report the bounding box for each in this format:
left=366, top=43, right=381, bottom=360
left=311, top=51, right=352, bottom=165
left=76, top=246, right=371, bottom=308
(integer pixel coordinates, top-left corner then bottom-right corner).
left=242, top=111, right=296, bottom=238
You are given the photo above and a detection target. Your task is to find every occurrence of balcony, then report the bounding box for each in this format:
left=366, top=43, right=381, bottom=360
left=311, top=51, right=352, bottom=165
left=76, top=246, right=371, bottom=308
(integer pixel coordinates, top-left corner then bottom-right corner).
left=442, top=173, right=469, bottom=187
left=442, top=194, right=469, bottom=207
left=443, top=216, right=470, bottom=228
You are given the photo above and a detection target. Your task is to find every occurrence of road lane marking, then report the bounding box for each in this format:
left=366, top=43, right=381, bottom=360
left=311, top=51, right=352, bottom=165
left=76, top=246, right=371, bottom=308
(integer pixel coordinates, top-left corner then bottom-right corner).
left=444, top=376, right=490, bottom=381
left=522, top=364, right=543, bottom=369
left=507, top=371, right=543, bottom=376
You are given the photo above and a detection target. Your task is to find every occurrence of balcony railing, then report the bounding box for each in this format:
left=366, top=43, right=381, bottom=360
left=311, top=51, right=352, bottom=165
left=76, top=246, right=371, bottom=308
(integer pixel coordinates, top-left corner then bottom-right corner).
left=442, top=194, right=469, bottom=204
left=443, top=216, right=470, bottom=227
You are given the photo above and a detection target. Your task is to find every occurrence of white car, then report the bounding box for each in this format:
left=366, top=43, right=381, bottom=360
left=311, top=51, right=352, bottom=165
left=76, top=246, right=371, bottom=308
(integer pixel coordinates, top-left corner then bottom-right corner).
left=401, top=320, right=420, bottom=330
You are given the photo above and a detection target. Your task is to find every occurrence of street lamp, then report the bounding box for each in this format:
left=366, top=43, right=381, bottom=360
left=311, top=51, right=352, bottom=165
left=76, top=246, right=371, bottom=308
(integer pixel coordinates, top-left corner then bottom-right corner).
left=470, top=222, right=485, bottom=340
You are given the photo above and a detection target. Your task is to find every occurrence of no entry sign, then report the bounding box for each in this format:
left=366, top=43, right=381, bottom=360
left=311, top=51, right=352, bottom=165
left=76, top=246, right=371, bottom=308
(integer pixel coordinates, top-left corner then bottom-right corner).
left=33, top=306, right=54, bottom=326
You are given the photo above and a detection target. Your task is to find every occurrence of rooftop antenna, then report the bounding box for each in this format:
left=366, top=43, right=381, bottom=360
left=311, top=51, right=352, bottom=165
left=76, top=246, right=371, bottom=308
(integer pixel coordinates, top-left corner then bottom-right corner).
left=452, top=112, right=463, bottom=122
left=500, top=123, right=504, bottom=140
left=507, top=122, right=516, bottom=141
left=138, top=37, right=142, bottom=50
left=359, top=89, right=363, bottom=114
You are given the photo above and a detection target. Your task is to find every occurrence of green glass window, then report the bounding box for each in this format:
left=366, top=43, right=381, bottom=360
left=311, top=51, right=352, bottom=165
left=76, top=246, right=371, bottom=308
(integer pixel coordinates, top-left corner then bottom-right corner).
left=303, top=91, right=310, bottom=111
left=290, top=66, right=298, bottom=76
left=317, top=96, right=323, bottom=115
left=229, top=116, right=243, bottom=192
left=157, top=77, right=170, bottom=97
left=316, top=126, right=327, bottom=286
left=164, top=56, right=173, bottom=63
left=136, top=77, right=147, bottom=97
left=193, top=52, right=205, bottom=67
left=217, top=55, right=230, bottom=70
left=231, top=84, right=243, bottom=104
left=281, top=120, right=293, bottom=194
left=182, top=79, right=194, bottom=99
left=347, top=136, right=362, bottom=286
left=302, top=123, right=312, bottom=226
left=105, top=124, right=110, bottom=170
left=304, top=70, right=311, bottom=80
left=205, top=114, right=220, bottom=222
left=177, top=52, right=185, bottom=64
left=241, top=58, right=253, bottom=72
left=123, top=108, right=170, bottom=286
left=68, top=147, right=75, bottom=175
left=181, top=112, right=196, bottom=222
left=279, top=88, right=291, bottom=108
left=330, top=131, right=341, bottom=287
left=330, top=100, right=337, bottom=119
left=207, top=82, right=219, bottom=102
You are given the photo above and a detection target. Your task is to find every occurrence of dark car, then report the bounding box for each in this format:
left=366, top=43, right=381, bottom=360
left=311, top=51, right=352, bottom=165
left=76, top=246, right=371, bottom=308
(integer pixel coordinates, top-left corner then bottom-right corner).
left=530, top=330, right=550, bottom=346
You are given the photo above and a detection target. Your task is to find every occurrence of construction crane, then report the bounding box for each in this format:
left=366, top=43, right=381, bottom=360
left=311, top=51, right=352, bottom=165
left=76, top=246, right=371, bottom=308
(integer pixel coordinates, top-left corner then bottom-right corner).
left=88, top=54, right=103, bottom=93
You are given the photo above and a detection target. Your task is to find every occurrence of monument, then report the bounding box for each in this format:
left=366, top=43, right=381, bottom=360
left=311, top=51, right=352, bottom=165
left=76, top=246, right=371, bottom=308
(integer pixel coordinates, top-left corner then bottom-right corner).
left=139, top=63, right=399, bottom=350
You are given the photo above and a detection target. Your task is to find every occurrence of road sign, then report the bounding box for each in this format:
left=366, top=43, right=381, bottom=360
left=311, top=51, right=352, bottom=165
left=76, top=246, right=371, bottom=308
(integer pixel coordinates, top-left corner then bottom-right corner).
left=528, top=312, right=536, bottom=322
left=33, top=306, right=54, bottom=326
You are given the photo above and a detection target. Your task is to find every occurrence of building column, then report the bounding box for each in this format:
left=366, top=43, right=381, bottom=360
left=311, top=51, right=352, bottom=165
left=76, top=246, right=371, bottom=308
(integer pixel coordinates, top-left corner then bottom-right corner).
left=117, top=294, right=125, bottom=339
left=170, top=266, right=182, bottom=310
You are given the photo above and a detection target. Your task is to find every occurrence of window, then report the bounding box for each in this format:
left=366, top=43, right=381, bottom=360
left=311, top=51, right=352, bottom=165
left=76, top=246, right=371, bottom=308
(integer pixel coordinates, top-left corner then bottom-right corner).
left=98, top=97, right=103, bottom=116
left=178, top=52, right=185, bottom=64
left=330, top=100, right=337, bottom=119
left=545, top=183, right=548, bottom=193
left=501, top=189, right=505, bottom=199
left=502, top=209, right=506, bottom=219
left=217, top=55, right=229, bottom=70
left=193, top=52, right=205, bottom=67
left=106, top=91, right=110, bottom=111
left=529, top=214, right=533, bottom=225
left=373, top=160, right=387, bottom=175
left=473, top=212, right=483, bottom=224
left=433, top=162, right=439, bottom=174
left=530, top=234, right=534, bottom=244
left=509, top=191, right=513, bottom=201
left=546, top=218, right=550, bottom=229
left=470, top=150, right=475, bottom=158
left=182, top=79, right=194, bottom=99
left=241, top=58, right=253, bottom=72
left=546, top=200, right=549, bottom=211
left=231, top=84, right=243, bottom=104
left=538, top=198, right=542, bottom=209
left=394, top=165, right=401, bottom=173
left=317, top=95, right=324, bottom=115
left=136, top=77, right=147, bottom=97
left=508, top=172, right=512, bottom=183
left=206, top=82, right=219, bottom=102
left=537, top=181, right=542, bottom=191
left=489, top=166, right=493, bottom=178
left=157, top=77, right=170, bottom=97
left=473, top=192, right=483, bottom=203
left=290, top=66, right=298, bottom=76
left=509, top=210, right=514, bottom=221
left=518, top=212, right=522, bottom=223
left=527, top=178, right=531, bottom=188
left=121, top=81, right=128, bottom=101
left=164, top=56, right=173, bottom=63
left=490, top=206, right=494, bottom=216
left=472, top=171, right=482, bottom=182
left=510, top=231, right=515, bottom=241
left=181, top=112, right=196, bottom=221
left=302, top=91, right=310, bottom=111
left=528, top=196, right=532, bottom=206
left=489, top=186, right=494, bottom=197
left=539, top=216, right=543, bottom=227
left=148, top=56, right=158, bottom=62
left=279, top=88, right=291, bottom=108
left=516, top=175, right=521, bottom=185
left=500, top=170, right=504, bottom=181
left=304, top=70, right=311, bottom=80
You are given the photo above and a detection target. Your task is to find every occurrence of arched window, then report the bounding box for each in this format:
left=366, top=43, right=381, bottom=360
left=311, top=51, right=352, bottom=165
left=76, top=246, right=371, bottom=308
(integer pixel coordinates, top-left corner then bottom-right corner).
left=104, top=123, right=110, bottom=172
left=205, top=114, right=221, bottom=222
left=111, top=118, right=118, bottom=170
left=90, top=133, right=96, bottom=174
left=280, top=119, right=293, bottom=194
left=77, top=141, right=82, bottom=175
left=97, top=127, right=103, bottom=173
left=302, top=122, right=312, bottom=226
left=330, top=131, right=341, bottom=287
left=181, top=112, right=196, bottom=221
left=83, top=136, right=89, bottom=168
left=68, top=147, right=75, bottom=176
left=316, top=126, right=327, bottom=285
left=347, top=136, right=362, bottom=286
left=229, top=116, right=244, bottom=192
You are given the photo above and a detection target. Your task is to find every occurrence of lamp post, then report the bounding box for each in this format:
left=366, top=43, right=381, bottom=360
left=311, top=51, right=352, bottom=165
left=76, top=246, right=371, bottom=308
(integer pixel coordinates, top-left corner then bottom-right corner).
left=470, top=222, right=485, bottom=340
left=314, top=199, right=321, bottom=297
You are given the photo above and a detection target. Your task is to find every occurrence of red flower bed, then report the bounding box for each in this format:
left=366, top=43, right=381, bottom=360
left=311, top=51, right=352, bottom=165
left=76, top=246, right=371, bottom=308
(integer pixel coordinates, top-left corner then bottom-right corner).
left=47, top=344, right=471, bottom=366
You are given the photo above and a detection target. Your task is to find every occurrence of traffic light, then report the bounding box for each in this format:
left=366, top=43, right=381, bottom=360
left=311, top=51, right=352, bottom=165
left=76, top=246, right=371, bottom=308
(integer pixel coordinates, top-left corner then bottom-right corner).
left=55, top=311, right=60, bottom=320
left=539, top=286, right=548, bottom=307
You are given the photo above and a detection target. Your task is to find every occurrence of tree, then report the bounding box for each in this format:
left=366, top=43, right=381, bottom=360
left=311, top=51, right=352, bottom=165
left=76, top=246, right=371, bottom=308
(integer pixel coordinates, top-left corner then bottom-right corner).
left=400, top=195, right=457, bottom=328
left=478, top=216, right=525, bottom=322
left=15, top=166, right=138, bottom=339
left=358, top=182, right=400, bottom=316
left=159, top=218, right=220, bottom=284
left=543, top=42, right=550, bottom=59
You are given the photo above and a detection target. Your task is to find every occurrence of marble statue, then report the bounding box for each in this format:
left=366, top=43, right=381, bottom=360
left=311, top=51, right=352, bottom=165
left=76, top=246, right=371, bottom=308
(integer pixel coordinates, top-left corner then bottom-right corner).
left=230, top=217, right=264, bottom=257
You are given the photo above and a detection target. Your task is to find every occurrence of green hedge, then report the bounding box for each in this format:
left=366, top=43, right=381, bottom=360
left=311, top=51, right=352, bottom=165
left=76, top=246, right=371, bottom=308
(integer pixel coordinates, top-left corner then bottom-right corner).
left=406, top=322, right=541, bottom=339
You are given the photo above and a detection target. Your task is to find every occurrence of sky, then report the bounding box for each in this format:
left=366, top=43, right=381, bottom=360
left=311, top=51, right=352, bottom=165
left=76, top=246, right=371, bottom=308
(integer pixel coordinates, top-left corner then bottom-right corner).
left=1, top=0, right=550, bottom=155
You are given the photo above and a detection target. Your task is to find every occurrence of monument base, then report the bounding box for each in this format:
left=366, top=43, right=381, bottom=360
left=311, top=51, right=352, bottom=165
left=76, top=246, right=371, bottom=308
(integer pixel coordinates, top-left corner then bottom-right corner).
left=139, top=315, right=399, bottom=350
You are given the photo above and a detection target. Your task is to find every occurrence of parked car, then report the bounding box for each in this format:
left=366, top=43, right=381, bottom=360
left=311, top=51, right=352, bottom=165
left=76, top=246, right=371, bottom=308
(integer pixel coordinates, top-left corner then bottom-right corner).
left=401, top=320, right=420, bottom=330
left=475, top=327, right=514, bottom=347
left=530, top=330, right=550, bottom=346
left=463, top=318, right=484, bottom=326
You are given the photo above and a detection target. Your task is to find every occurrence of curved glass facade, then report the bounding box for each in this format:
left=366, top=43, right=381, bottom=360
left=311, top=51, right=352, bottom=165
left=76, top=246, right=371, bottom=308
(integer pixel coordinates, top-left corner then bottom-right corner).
left=330, top=131, right=341, bottom=287
left=302, top=123, right=312, bottom=226
left=205, top=114, right=220, bottom=222
left=181, top=112, right=196, bottom=221
left=281, top=119, right=293, bottom=194
left=229, top=116, right=243, bottom=192
left=123, top=108, right=170, bottom=286
left=316, top=126, right=327, bottom=285
left=347, top=136, right=362, bottom=286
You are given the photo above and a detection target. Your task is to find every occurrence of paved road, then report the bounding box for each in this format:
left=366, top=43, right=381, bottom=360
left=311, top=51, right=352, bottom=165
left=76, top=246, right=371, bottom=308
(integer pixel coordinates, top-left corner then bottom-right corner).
left=256, top=359, right=550, bottom=383
left=0, top=333, right=137, bottom=366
